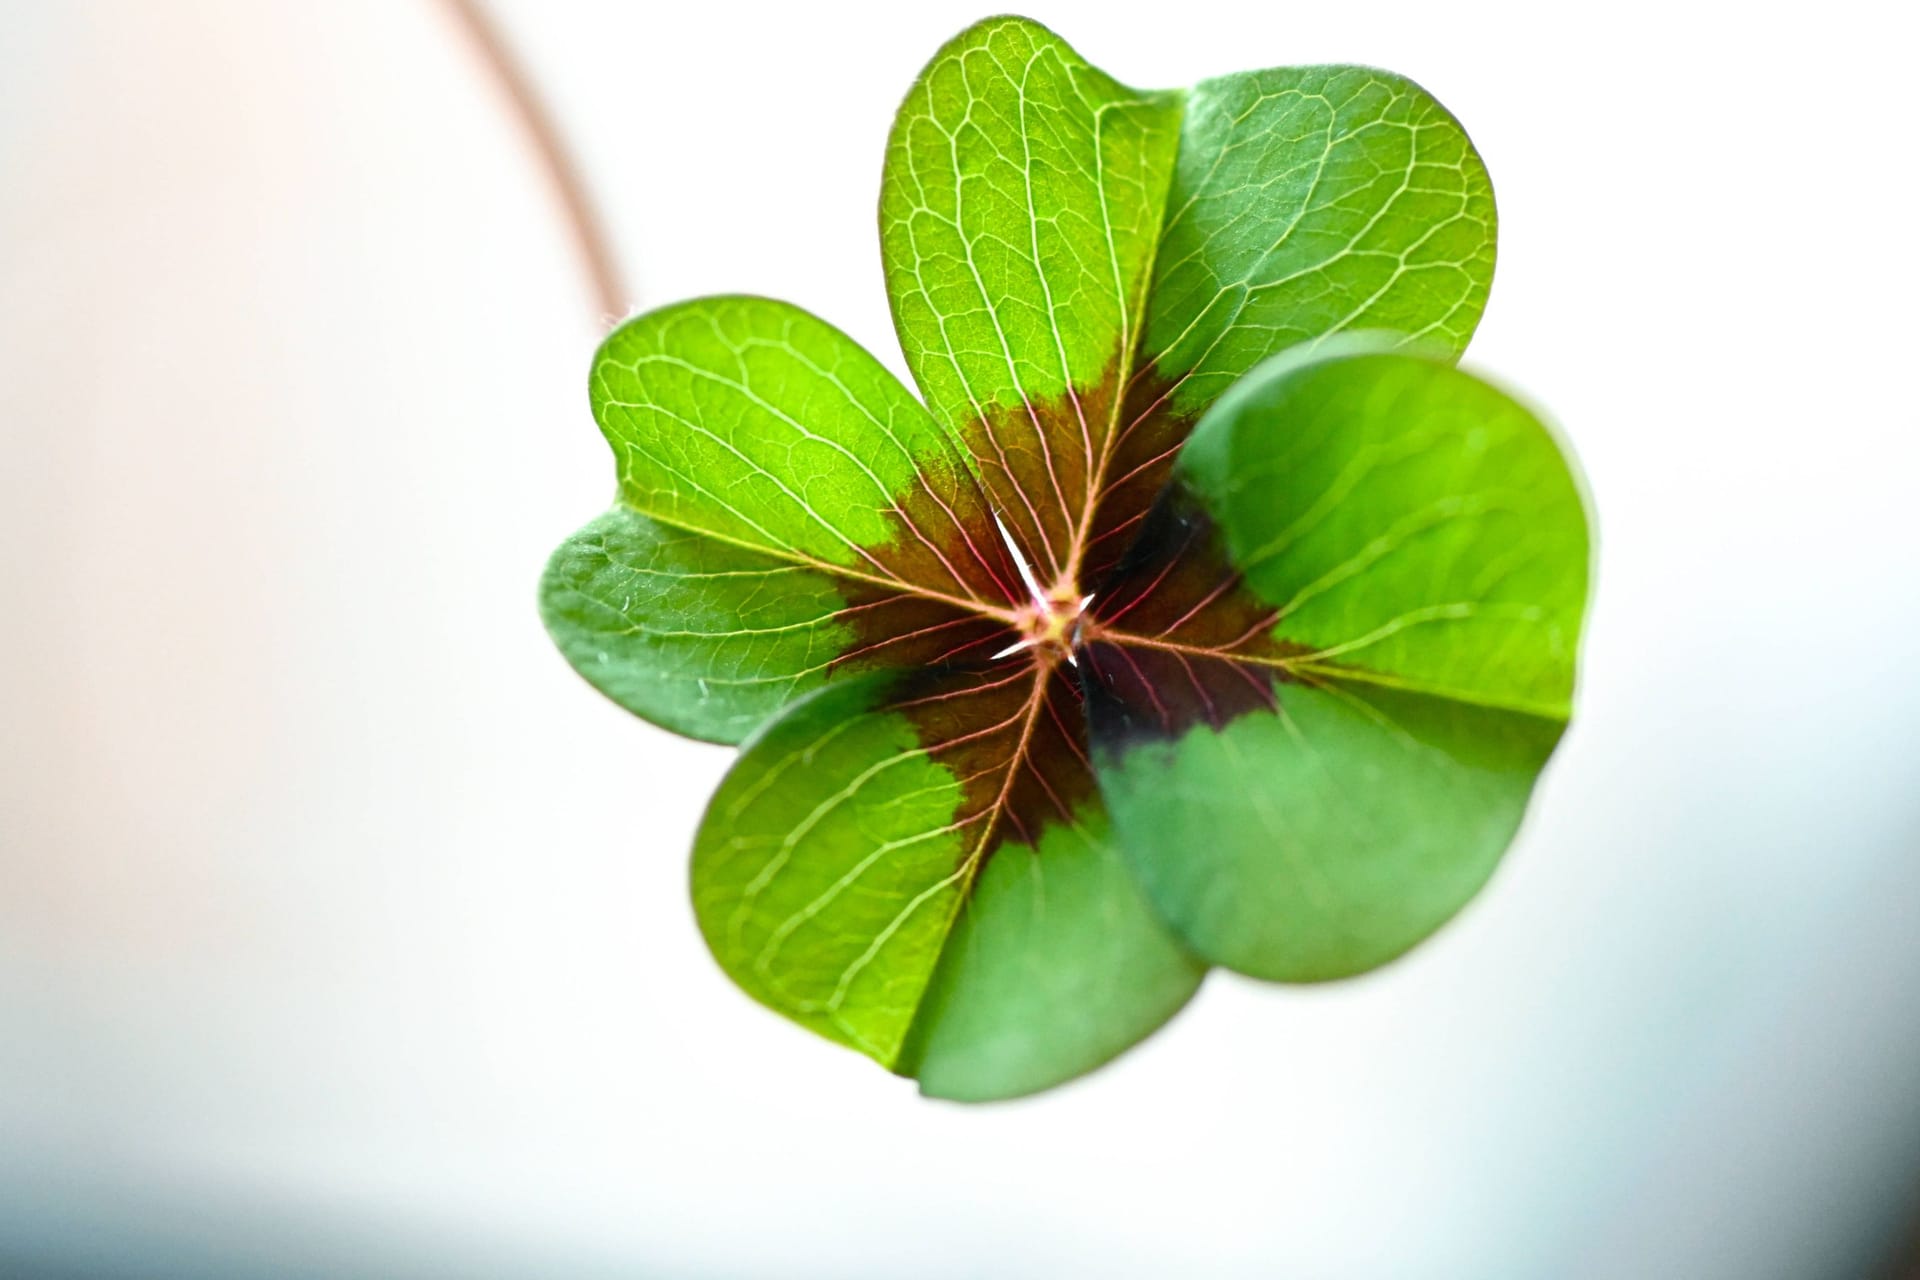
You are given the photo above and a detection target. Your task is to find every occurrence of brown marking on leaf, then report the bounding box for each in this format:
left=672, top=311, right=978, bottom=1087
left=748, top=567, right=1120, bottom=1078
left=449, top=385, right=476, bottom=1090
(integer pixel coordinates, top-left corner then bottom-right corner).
left=819, top=446, right=1096, bottom=870
left=1079, top=363, right=1194, bottom=589
left=880, top=658, right=1099, bottom=873
left=821, top=590, right=1012, bottom=677
left=960, top=356, right=1124, bottom=589
left=805, top=350, right=1298, bottom=879
left=814, top=399, right=1045, bottom=679
left=850, top=428, right=1029, bottom=611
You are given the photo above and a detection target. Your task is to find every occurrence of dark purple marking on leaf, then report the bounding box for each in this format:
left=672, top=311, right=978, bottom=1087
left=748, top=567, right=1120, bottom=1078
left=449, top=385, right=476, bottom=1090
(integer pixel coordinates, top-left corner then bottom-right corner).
left=1078, top=638, right=1278, bottom=752
left=1079, top=364, right=1194, bottom=588
left=1080, top=484, right=1308, bottom=752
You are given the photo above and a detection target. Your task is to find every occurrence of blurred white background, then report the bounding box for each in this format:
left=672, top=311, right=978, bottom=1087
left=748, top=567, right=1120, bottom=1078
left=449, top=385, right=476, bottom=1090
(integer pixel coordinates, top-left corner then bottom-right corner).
left=3, top=2, right=1918, bottom=1276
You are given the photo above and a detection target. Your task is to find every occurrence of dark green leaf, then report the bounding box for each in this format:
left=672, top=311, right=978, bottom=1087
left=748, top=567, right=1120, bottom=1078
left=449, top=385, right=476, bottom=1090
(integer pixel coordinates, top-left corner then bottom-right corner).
left=541, top=508, right=1003, bottom=744
left=897, top=805, right=1205, bottom=1101
left=1083, top=342, right=1589, bottom=979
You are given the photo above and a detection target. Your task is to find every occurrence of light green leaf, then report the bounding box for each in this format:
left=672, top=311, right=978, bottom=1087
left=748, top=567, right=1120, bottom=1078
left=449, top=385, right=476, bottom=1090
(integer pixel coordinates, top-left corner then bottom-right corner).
left=544, top=296, right=1027, bottom=744
left=882, top=19, right=1497, bottom=589
left=693, top=664, right=1200, bottom=1096
left=692, top=675, right=971, bottom=1062
left=881, top=17, right=1182, bottom=586
left=592, top=294, right=1011, bottom=606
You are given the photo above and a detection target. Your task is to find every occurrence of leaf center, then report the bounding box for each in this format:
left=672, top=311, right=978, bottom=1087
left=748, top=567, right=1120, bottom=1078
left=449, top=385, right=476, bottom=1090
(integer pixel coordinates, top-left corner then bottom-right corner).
left=987, top=509, right=1091, bottom=667
left=1000, top=591, right=1091, bottom=664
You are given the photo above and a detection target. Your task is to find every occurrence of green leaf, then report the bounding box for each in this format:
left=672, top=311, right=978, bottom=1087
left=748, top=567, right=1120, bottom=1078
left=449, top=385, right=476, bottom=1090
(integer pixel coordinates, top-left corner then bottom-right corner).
left=881, top=17, right=1182, bottom=588
left=882, top=22, right=1497, bottom=592
left=543, top=295, right=1027, bottom=743
left=1083, top=342, right=1590, bottom=979
left=693, top=666, right=1199, bottom=1097
left=1139, top=68, right=1496, bottom=416
left=1093, top=679, right=1565, bottom=981
left=1181, top=339, right=1587, bottom=715
left=691, top=675, right=969, bottom=1063
left=1089, top=65, right=1498, bottom=581
left=591, top=295, right=1011, bottom=601
left=540, top=507, right=1002, bottom=744
left=897, top=802, right=1204, bottom=1101
left=540, top=508, right=843, bottom=743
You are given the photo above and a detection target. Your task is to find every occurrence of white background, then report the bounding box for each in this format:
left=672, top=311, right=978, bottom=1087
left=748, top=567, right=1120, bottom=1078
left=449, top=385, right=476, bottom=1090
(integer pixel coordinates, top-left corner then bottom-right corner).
left=3, top=2, right=1919, bottom=1276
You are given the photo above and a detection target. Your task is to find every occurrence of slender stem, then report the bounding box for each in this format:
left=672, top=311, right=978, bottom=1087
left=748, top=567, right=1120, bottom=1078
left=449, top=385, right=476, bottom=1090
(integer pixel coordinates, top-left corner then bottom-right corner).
left=439, top=0, right=629, bottom=321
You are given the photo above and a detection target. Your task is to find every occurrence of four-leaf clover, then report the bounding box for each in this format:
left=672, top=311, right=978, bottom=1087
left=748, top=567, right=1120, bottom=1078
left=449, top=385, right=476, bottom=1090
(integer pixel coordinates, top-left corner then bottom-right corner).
left=541, top=16, right=1590, bottom=1100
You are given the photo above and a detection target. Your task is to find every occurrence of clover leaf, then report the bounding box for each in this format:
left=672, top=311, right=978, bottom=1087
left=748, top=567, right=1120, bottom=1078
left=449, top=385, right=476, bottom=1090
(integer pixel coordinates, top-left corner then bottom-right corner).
left=540, top=16, right=1590, bottom=1101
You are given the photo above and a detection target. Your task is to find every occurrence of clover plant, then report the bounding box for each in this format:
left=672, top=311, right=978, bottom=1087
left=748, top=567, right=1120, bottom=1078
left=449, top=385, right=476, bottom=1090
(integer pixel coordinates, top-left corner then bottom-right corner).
left=541, top=16, right=1590, bottom=1100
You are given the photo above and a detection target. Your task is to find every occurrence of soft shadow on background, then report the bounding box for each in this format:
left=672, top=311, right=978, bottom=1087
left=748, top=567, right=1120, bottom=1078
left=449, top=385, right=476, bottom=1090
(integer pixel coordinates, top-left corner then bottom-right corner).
left=3, top=2, right=1919, bottom=1277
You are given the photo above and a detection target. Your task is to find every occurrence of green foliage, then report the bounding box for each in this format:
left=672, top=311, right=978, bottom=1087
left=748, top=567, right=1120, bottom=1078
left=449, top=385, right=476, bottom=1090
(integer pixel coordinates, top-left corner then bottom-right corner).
left=1087, top=340, right=1587, bottom=981
left=540, top=16, right=1588, bottom=1100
